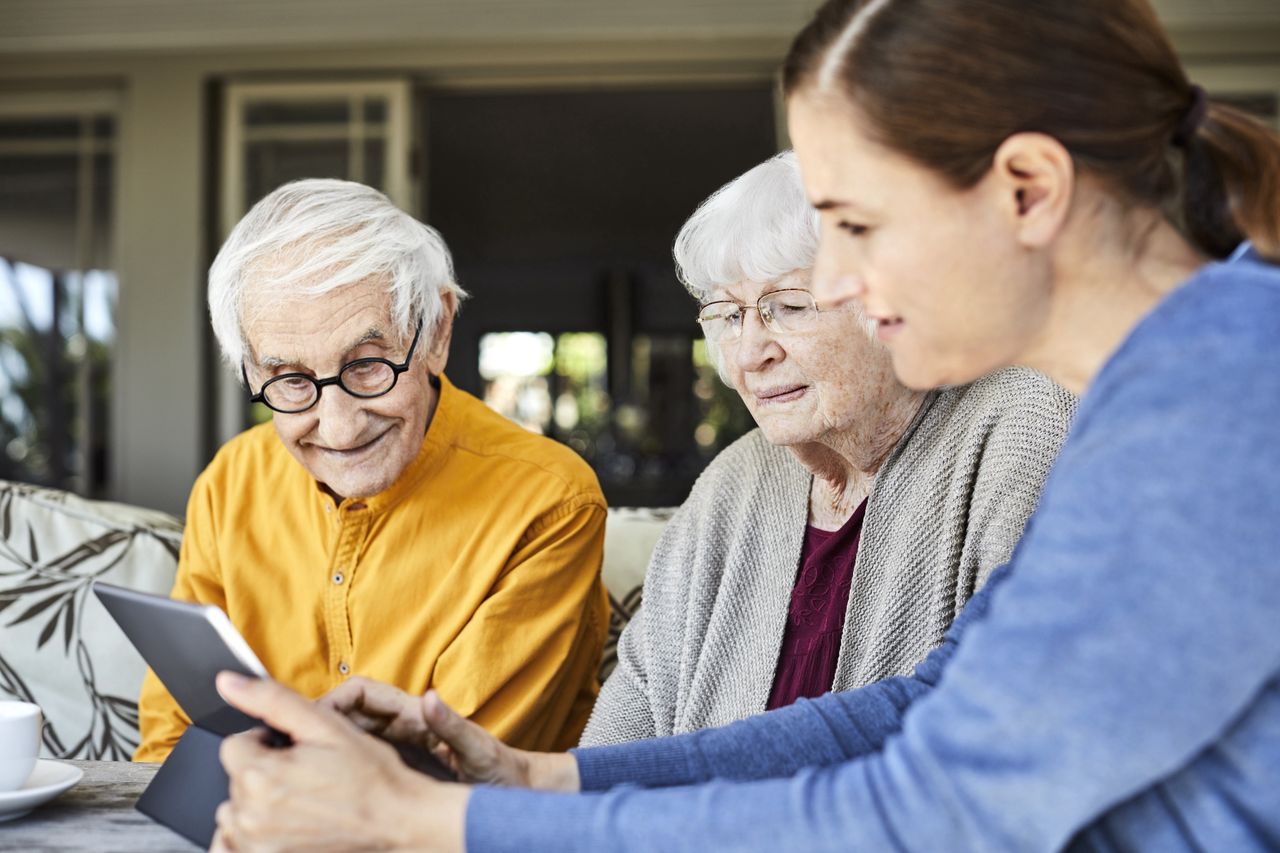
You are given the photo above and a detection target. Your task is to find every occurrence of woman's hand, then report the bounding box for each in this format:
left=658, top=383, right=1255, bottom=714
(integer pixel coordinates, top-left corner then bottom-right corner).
left=320, top=676, right=580, bottom=792
left=211, top=673, right=468, bottom=853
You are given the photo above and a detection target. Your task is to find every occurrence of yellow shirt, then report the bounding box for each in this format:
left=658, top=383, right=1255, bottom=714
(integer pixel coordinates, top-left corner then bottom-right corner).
left=136, top=375, right=608, bottom=761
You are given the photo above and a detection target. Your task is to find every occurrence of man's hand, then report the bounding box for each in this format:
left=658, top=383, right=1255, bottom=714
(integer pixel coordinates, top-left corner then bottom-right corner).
left=211, top=672, right=469, bottom=853
left=320, top=676, right=580, bottom=792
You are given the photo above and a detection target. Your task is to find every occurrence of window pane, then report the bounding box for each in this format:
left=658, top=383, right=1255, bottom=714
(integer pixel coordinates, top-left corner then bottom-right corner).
left=362, top=139, right=385, bottom=188
left=0, top=118, right=82, bottom=142
left=363, top=99, right=387, bottom=125
left=0, top=113, right=115, bottom=495
left=245, top=100, right=350, bottom=127
left=244, top=139, right=349, bottom=208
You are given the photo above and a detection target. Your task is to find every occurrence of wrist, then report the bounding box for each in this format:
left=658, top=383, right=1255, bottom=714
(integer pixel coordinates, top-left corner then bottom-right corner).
left=393, top=774, right=471, bottom=852
left=525, top=750, right=580, bottom=793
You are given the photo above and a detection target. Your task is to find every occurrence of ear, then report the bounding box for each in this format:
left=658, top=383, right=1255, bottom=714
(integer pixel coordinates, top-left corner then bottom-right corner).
left=988, top=132, right=1075, bottom=249
left=423, top=289, right=457, bottom=375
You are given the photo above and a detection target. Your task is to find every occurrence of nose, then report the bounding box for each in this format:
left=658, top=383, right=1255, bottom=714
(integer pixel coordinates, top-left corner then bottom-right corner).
left=312, top=385, right=372, bottom=450
left=811, top=245, right=867, bottom=310
left=732, top=308, right=784, bottom=373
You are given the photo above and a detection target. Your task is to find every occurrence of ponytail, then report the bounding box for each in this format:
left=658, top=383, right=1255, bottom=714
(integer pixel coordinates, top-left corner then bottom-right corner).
left=1183, top=102, right=1280, bottom=262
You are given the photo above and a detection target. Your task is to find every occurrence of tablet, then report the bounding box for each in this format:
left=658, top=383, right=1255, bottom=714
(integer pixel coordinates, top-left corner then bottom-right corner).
left=93, top=582, right=270, bottom=736
left=94, top=582, right=456, bottom=782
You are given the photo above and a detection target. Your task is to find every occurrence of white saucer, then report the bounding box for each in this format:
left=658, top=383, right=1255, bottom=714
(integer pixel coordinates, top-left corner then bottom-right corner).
left=0, top=759, right=84, bottom=822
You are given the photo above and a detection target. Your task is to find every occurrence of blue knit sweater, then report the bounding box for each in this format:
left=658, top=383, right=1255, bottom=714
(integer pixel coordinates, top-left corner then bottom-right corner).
left=467, top=259, right=1280, bottom=852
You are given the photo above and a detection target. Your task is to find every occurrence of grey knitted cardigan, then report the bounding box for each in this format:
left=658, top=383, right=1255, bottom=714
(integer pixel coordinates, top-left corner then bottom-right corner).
left=581, top=367, right=1077, bottom=746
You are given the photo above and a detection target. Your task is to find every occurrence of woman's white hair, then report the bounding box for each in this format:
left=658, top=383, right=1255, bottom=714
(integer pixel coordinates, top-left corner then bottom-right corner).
left=674, top=151, right=874, bottom=380
left=208, top=178, right=467, bottom=371
left=673, top=150, right=820, bottom=302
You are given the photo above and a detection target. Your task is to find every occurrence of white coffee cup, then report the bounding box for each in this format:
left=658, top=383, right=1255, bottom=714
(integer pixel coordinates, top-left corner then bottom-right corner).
left=0, top=701, right=41, bottom=792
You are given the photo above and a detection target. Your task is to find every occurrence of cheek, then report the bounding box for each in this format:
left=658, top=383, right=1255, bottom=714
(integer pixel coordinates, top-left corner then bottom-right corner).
left=813, top=231, right=864, bottom=302
left=376, top=379, right=431, bottom=423
left=273, top=417, right=312, bottom=449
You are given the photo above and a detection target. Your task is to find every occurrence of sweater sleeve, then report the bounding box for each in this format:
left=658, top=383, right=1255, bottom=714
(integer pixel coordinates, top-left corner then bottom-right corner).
left=465, top=578, right=986, bottom=851
left=465, top=277, right=1280, bottom=851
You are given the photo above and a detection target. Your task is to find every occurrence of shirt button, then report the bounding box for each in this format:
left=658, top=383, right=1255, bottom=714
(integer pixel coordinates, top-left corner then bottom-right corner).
left=338, top=662, right=350, bottom=675
left=333, top=572, right=344, bottom=585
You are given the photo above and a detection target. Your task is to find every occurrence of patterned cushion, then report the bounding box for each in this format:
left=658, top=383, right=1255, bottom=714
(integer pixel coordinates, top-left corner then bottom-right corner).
left=0, top=480, right=181, bottom=759
left=0, top=481, right=669, bottom=754
left=599, top=507, right=674, bottom=681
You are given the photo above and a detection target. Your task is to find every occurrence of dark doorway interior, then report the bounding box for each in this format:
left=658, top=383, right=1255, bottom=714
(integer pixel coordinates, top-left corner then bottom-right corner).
left=425, top=86, right=776, bottom=506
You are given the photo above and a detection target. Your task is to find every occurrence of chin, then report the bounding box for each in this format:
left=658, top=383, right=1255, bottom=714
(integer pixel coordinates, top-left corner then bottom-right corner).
left=757, top=424, right=817, bottom=449
left=314, top=465, right=399, bottom=501
left=891, top=347, right=962, bottom=391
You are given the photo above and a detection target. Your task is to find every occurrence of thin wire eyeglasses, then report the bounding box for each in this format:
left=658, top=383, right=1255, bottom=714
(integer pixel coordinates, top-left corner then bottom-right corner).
left=242, top=320, right=423, bottom=414
left=696, top=289, right=822, bottom=342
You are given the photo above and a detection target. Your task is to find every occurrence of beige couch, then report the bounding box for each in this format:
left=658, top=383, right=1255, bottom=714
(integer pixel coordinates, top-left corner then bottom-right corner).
left=0, top=479, right=670, bottom=759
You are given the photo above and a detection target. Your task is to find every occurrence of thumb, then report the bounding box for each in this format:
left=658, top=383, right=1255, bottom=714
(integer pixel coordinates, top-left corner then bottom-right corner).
left=217, top=671, right=343, bottom=744
left=421, top=690, right=489, bottom=756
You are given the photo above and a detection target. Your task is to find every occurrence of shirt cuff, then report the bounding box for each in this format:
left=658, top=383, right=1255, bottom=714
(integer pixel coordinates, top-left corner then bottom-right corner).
left=570, top=738, right=697, bottom=791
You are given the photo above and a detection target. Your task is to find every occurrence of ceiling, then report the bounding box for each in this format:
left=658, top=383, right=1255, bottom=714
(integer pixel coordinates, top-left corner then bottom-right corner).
left=2, top=0, right=1278, bottom=56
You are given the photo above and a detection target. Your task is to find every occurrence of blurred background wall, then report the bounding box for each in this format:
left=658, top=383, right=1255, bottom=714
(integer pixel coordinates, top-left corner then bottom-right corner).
left=1, top=0, right=1278, bottom=516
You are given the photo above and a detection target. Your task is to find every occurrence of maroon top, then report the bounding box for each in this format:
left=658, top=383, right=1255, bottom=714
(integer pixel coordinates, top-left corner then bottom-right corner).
left=766, top=498, right=869, bottom=711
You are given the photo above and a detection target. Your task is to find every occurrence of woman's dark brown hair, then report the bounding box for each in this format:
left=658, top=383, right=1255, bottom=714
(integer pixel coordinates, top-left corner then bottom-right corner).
left=782, top=0, right=1280, bottom=261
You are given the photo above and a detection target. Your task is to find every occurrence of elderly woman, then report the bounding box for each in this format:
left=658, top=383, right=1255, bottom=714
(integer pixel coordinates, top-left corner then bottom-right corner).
left=579, top=151, right=1076, bottom=744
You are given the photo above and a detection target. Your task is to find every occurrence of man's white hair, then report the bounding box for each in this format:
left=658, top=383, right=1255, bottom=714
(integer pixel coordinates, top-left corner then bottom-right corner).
left=208, top=178, right=467, bottom=371
left=674, top=150, right=820, bottom=302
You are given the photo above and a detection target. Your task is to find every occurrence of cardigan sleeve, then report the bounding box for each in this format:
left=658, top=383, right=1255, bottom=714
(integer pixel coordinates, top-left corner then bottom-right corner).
left=578, top=498, right=703, bottom=746
left=957, top=368, right=1076, bottom=588
left=577, top=601, right=659, bottom=745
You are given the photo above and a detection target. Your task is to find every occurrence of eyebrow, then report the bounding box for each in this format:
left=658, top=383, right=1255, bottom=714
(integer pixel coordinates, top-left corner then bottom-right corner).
left=257, top=327, right=387, bottom=370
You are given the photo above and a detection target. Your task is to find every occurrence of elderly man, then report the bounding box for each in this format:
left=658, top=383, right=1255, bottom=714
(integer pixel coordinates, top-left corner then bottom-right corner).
left=134, top=179, right=608, bottom=761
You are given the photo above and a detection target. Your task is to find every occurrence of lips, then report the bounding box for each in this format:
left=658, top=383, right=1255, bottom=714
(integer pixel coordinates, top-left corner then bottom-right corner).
left=313, top=428, right=391, bottom=460
left=753, top=384, right=808, bottom=405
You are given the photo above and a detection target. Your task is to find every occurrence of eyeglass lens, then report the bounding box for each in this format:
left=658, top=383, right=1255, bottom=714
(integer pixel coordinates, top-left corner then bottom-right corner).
left=261, top=360, right=397, bottom=412
left=697, top=290, right=817, bottom=340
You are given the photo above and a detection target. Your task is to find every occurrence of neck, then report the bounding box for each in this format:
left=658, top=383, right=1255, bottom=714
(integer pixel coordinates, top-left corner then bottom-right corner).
left=1021, top=200, right=1207, bottom=395
left=795, top=385, right=926, bottom=524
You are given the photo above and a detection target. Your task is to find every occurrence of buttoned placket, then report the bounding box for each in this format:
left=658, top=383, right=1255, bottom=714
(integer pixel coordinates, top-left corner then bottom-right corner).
left=324, top=501, right=369, bottom=684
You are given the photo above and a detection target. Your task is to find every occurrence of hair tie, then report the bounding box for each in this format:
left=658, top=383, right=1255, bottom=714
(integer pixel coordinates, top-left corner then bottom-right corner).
left=1172, top=84, right=1207, bottom=147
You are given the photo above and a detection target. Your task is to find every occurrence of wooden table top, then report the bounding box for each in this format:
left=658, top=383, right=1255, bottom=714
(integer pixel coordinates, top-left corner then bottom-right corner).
left=0, top=760, right=198, bottom=851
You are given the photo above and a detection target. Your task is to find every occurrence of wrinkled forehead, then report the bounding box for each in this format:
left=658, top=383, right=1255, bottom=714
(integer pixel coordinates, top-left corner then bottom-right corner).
left=708, top=269, right=815, bottom=303
left=241, top=277, right=404, bottom=368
